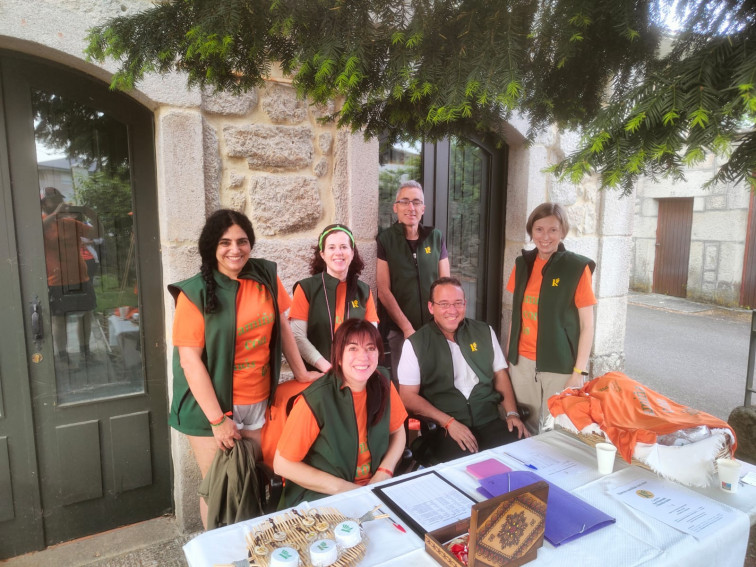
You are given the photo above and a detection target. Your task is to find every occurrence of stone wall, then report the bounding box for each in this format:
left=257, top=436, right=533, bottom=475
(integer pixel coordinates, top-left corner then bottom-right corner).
left=631, top=152, right=751, bottom=306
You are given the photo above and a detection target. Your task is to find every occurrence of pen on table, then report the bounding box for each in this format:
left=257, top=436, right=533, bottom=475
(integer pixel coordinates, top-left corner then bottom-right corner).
left=502, top=452, right=538, bottom=470
left=378, top=508, right=406, bottom=533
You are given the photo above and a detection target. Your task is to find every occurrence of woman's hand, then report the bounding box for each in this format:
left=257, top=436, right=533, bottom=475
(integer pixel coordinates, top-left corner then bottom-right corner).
left=211, top=417, right=241, bottom=450
left=564, top=371, right=583, bottom=390
left=368, top=469, right=393, bottom=484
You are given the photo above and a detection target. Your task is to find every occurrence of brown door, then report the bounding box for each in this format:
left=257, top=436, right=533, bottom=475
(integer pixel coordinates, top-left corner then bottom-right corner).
left=653, top=198, right=694, bottom=297
left=742, top=192, right=756, bottom=308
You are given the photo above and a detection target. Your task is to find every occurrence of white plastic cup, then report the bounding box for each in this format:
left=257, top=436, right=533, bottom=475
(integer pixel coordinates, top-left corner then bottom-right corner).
left=118, top=306, right=129, bottom=318
left=716, top=458, right=742, bottom=493
left=596, top=442, right=617, bottom=474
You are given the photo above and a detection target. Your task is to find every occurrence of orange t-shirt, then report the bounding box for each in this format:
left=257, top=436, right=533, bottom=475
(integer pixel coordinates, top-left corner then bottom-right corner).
left=506, top=257, right=596, bottom=360
left=277, top=382, right=407, bottom=485
left=289, top=281, right=379, bottom=328
left=43, top=215, right=94, bottom=286
left=172, top=276, right=292, bottom=405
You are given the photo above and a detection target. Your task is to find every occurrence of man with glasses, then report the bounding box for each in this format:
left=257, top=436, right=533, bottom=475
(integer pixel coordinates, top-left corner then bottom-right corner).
left=376, top=180, right=449, bottom=383
left=398, top=277, right=528, bottom=463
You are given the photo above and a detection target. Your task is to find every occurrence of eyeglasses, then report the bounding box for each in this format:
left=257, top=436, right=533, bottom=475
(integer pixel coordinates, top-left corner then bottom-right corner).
left=394, top=199, right=424, bottom=207
left=433, top=300, right=466, bottom=310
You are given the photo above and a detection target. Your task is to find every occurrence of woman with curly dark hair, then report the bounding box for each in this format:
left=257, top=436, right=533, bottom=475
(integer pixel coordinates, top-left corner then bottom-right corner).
left=289, top=224, right=379, bottom=372
left=274, top=319, right=406, bottom=508
left=167, top=209, right=319, bottom=528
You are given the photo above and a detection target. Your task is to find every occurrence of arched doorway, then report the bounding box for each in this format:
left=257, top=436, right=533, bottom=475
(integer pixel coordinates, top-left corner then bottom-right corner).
left=0, top=51, right=170, bottom=558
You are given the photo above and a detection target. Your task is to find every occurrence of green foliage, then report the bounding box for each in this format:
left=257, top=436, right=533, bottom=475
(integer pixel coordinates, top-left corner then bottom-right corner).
left=85, top=0, right=756, bottom=191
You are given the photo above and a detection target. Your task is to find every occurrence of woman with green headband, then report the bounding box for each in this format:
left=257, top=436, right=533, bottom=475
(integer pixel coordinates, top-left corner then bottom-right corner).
left=289, top=224, right=379, bottom=372
left=260, top=224, right=379, bottom=469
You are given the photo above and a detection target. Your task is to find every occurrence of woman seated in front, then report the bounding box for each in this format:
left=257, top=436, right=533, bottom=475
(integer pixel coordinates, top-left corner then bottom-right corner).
left=274, top=318, right=407, bottom=508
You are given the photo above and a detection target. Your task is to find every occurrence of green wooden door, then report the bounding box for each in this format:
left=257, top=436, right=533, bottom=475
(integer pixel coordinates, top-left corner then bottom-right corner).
left=0, top=51, right=171, bottom=558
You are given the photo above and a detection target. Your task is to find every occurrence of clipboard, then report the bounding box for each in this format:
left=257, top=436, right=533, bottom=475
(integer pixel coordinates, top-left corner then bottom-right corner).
left=372, top=471, right=476, bottom=536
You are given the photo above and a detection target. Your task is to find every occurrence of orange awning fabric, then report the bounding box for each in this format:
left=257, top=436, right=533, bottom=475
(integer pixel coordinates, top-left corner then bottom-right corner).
left=548, top=371, right=736, bottom=463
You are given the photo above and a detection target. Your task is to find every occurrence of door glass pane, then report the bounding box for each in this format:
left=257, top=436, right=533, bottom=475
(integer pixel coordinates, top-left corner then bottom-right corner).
left=447, top=137, right=489, bottom=319
left=378, top=138, right=422, bottom=231
left=33, top=89, right=143, bottom=404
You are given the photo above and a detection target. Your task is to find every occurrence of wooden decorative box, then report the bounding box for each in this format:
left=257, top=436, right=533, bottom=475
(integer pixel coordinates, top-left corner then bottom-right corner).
left=424, top=481, right=549, bottom=567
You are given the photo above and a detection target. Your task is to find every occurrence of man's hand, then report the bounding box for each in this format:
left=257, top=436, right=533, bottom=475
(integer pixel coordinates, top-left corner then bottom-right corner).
left=446, top=419, right=478, bottom=453
left=506, top=416, right=530, bottom=439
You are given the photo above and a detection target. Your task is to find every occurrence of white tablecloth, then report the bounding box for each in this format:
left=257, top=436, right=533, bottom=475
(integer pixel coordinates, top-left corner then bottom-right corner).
left=183, top=430, right=754, bottom=567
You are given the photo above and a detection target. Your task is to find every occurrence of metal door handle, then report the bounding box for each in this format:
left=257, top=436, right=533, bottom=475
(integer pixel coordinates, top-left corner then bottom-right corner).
left=31, top=295, right=42, bottom=340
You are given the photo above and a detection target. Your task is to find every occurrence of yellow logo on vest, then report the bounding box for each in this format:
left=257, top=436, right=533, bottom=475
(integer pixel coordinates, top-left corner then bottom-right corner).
left=424, top=246, right=431, bottom=254
left=351, top=299, right=359, bottom=308
left=552, top=278, right=560, bottom=287
left=470, top=342, right=478, bottom=352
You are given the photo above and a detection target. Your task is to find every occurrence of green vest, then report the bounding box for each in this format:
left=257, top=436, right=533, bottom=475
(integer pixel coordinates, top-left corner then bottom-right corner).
left=167, top=258, right=282, bottom=436
left=408, top=318, right=501, bottom=427
left=508, top=245, right=595, bottom=374
left=377, top=222, right=443, bottom=330
left=280, top=370, right=392, bottom=508
left=293, top=272, right=370, bottom=368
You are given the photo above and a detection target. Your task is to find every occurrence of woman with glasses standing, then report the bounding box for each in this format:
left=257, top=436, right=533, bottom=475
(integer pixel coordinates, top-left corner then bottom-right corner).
left=506, top=203, right=596, bottom=435
left=376, top=180, right=450, bottom=383
left=260, top=224, right=378, bottom=468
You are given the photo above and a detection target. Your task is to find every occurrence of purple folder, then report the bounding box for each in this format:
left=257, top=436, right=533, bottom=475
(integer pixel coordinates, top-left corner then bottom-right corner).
left=480, top=471, right=615, bottom=547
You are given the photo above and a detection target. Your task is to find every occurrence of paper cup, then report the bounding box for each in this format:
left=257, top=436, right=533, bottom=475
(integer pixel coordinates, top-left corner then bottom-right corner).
left=596, top=442, right=617, bottom=474
left=716, top=458, right=741, bottom=493
left=118, top=306, right=130, bottom=319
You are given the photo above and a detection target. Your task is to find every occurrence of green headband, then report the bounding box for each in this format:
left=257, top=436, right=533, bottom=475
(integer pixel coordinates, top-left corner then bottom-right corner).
left=318, top=226, right=354, bottom=250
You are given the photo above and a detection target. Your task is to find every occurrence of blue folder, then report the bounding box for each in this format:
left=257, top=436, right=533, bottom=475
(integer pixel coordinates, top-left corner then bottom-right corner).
left=479, top=471, right=615, bottom=547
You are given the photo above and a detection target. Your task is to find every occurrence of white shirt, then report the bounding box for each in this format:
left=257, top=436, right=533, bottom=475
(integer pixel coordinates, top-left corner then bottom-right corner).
left=397, top=326, right=507, bottom=399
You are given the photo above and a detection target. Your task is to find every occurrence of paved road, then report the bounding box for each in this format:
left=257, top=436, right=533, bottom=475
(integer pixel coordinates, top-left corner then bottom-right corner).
left=624, top=301, right=754, bottom=421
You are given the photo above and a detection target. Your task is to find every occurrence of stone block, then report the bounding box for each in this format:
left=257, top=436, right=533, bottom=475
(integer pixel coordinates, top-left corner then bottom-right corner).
left=202, top=120, right=221, bottom=212
left=727, top=184, right=753, bottom=209
left=201, top=87, right=257, bottom=115
left=252, top=236, right=314, bottom=292
left=595, top=236, right=632, bottom=298
left=160, top=243, right=200, bottom=286
left=261, top=83, right=308, bottom=124
left=313, top=157, right=329, bottom=177
left=599, top=191, right=635, bottom=236
left=171, top=430, right=203, bottom=533
left=228, top=171, right=245, bottom=188
left=221, top=187, right=247, bottom=212
left=691, top=210, right=747, bottom=241
left=639, top=197, right=659, bottom=218
left=693, top=196, right=705, bottom=211
left=703, top=243, right=719, bottom=270
left=593, top=296, right=627, bottom=357
left=548, top=178, right=577, bottom=207
left=224, top=124, right=313, bottom=170
left=318, top=132, right=333, bottom=155
left=729, top=406, right=756, bottom=465
left=705, top=194, right=727, bottom=210
left=591, top=351, right=626, bottom=377
left=310, top=100, right=336, bottom=120
left=157, top=111, right=207, bottom=241
left=703, top=270, right=716, bottom=283
left=248, top=176, right=322, bottom=236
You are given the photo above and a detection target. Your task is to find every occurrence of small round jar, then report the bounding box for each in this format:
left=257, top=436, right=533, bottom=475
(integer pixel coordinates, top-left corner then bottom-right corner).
left=309, top=538, right=338, bottom=566
left=333, top=520, right=362, bottom=548
left=269, top=546, right=300, bottom=567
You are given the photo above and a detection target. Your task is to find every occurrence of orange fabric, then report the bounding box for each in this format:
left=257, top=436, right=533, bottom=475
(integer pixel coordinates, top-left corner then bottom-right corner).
left=260, top=379, right=310, bottom=468
left=289, top=281, right=379, bottom=326
left=548, top=372, right=737, bottom=463
left=277, top=382, right=407, bottom=485
left=43, top=215, right=94, bottom=286
left=172, top=276, right=292, bottom=404
left=506, top=261, right=595, bottom=359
